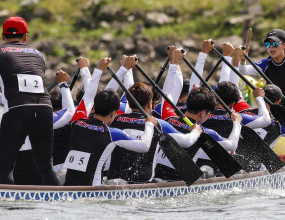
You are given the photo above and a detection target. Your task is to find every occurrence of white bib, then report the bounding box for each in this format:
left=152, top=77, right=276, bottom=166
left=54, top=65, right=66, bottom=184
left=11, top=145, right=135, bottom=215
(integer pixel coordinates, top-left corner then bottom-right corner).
left=17, top=74, right=44, bottom=93
left=64, top=150, right=91, bottom=172
left=254, top=128, right=268, bottom=140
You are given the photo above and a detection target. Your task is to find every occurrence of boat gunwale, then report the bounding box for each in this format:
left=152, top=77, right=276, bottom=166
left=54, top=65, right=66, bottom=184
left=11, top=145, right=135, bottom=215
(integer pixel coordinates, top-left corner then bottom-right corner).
left=0, top=168, right=282, bottom=192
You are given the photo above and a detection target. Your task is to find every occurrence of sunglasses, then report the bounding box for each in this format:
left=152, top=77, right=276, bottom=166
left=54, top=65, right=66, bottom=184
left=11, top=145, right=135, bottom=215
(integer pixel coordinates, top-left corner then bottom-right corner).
left=264, top=41, right=281, bottom=48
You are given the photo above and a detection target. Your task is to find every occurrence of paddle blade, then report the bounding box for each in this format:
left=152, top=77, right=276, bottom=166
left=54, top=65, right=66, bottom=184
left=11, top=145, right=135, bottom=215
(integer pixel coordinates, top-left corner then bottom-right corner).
left=271, top=104, right=285, bottom=126
left=239, top=126, right=285, bottom=174
left=159, top=133, right=203, bottom=186
left=198, top=133, right=242, bottom=178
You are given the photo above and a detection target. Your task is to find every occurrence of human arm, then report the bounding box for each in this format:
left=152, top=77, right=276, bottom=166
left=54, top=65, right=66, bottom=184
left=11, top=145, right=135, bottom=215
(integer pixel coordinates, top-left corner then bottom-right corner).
left=77, top=57, right=92, bottom=89
left=53, top=70, right=75, bottom=129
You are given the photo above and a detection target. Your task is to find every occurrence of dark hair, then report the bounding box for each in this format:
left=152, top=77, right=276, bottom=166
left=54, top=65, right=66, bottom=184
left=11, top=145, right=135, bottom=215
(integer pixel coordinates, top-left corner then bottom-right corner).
left=186, top=87, right=216, bottom=114
left=215, top=81, right=240, bottom=105
left=50, top=89, right=62, bottom=109
left=180, top=79, right=190, bottom=99
left=127, top=82, right=154, bottom=108
left=264, top=84, right=282, bottom=103
left=144, top=81, right=161, bottom=103
left=94, top=90, right=120, bottom=116
left=3, top=28, right=24, bottom=39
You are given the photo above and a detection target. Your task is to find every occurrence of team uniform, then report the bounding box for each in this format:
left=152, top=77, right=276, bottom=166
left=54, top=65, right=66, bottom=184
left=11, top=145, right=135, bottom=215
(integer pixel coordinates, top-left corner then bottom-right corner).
left=0, top=41, right=58, bottom=184
left=239, top=57, right=285, bottom=105
left=108, top=112, right=201, bottom=183
left=64, top=101, right=155, bottom=186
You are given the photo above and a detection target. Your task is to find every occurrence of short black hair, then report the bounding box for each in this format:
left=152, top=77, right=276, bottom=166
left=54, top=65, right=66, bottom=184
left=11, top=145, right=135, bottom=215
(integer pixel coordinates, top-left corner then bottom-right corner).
left=144, top=81, right=161, bottom=103
left=50, top=89, right=62, bottom=109
left=215, top=81, right=240, bottom=105
left=127, top=82, right=154, bottom=108
left=94, top=90, right=120, bottom=117
left=186, top=87, right=216, bottom=114
left=264, top=84, right=282, bottom=103
left=75, top=86, right=85, bottom=106
left=3, top=28, right=25, bottom=39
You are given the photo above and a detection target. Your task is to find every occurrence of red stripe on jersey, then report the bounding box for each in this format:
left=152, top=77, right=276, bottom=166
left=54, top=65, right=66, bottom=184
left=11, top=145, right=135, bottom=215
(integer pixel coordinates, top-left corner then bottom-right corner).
left=233, top=97, right=251, bottom=112
left=161, top=100, right=178, bottom=120
left=71, top=99, right=88, bottom=122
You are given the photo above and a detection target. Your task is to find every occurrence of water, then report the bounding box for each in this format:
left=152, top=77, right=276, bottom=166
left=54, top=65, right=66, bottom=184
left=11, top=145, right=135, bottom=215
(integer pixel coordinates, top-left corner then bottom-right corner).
left=0, top=188, right=285, bottom=219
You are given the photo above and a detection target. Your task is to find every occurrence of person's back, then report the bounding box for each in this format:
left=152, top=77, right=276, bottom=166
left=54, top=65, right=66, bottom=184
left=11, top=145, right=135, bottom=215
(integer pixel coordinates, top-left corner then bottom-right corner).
left=0, top=16, right=58, bottom=185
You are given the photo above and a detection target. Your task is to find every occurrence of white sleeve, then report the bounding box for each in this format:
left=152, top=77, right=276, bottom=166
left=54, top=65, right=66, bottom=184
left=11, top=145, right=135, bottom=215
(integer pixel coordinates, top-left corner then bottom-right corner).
left=0, top=93, right=2, bottom=105
left=80, top=67, right=92, bottom=89
left=239, top=64, right=259, bottom=75
left=162, top=64, right=183, bottom=105
left=53, top=84, right=75, bottom=129
left=82, top=68, right=103, bottom=116
left=116, top=122, right=154, bottom=153
left=189, top=52, right=207, bottom=92
left=219, top=56, right=232, bottom=82
left=229, top=66, right=240, bottom=86
left=245, top=97, right=271, bottom=128
left=123, top=68, right=134, bottom=89
left=217, top=121, right=241, bottom=151
left=105, top=66, right=128, bottom=91
left=169, top=129, right=200, bottom=148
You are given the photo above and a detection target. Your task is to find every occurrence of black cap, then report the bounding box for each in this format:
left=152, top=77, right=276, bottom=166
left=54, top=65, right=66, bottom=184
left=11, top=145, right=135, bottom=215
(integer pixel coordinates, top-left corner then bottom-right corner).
left=264, top=84, right=282, bottom=103
left=264, top=29, right=285, bottom=43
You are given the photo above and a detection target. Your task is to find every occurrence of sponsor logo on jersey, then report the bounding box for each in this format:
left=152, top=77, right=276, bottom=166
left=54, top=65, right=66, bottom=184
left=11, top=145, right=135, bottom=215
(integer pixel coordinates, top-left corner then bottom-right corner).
left=1, top=47, right=44, bottom=58
left=167, top=118, right=190, bottom=129
left=208, top=114, right=231, bottom=120
left=75, top=120, right=104, bottom=132
left=117, top=116, right=144, bottom=124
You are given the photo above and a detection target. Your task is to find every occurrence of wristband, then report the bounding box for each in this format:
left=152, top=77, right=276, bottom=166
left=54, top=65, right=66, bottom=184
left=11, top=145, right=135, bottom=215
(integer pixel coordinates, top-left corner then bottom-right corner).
left=59, top=82, right=69, bottom=89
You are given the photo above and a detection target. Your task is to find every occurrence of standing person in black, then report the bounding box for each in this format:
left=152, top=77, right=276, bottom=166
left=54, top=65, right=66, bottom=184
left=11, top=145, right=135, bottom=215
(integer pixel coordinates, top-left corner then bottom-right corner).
left=0, top=16, right=59, bottom=185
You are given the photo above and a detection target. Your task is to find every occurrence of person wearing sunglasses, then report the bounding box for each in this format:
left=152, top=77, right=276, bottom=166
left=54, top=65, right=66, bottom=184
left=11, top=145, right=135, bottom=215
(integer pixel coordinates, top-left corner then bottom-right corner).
left=238, top=29, right=285, bottom=106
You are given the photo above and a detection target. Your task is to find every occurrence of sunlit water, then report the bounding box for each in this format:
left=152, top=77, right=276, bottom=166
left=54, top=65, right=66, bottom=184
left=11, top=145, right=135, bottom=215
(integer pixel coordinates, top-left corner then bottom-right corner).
left=0, top=188, right=285, bottom=220
left=0, top=105, right=285, bottom=219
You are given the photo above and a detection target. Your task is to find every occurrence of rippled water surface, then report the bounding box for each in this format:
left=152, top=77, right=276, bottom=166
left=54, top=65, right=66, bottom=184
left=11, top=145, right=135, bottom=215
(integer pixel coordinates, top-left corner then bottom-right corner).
left=1, top=188, right=285, bottom=220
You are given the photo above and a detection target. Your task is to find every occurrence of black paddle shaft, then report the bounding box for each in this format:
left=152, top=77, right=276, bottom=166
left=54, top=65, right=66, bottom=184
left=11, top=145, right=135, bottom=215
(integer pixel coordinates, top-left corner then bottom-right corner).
left=135, top=62, right=242, bottom=178
left=204, top=58, right=223, bottom=82
left=107, top=66, right=203, bottom=186
left=47, top=58, right=79, bottom=92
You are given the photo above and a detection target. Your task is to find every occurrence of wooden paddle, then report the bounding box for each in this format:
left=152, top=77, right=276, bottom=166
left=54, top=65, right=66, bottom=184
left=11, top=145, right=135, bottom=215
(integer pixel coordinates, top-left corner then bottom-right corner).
left=47, top=58, right=79, bottom=92
left=135, top=62, right=242, bottom=178
left=245, top=28, right=252, bottom=54
left=209, top=47, right=285, bottom=173
left=107, top=66, right=203, bottom=186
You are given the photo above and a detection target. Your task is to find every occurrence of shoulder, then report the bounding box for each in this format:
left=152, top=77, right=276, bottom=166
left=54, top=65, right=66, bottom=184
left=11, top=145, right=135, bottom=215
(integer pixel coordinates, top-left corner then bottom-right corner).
left=109, top=127, right=135, bottom=142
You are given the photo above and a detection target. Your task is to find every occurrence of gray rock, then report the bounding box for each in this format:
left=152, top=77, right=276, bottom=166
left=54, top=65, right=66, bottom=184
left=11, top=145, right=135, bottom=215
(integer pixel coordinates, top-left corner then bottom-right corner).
left=145, top=12, right=172, bottom=27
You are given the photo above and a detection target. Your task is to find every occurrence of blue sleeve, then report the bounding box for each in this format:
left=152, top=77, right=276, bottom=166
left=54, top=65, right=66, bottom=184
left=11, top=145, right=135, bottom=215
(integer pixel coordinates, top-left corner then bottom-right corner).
left=202, top=126, right=225, bottom=142
left=157, top=119, right=181, bottom=134
left=153, top=103, right=162, bottom=115
left=240, top=113, right=261, bottom=125
left=53, top=109, right=68, bottom=124
left=280, top=124, right=285, bottom=135
left=109, top=127, right=136, bottom=142
left=255, top=57, right=270, bottom=73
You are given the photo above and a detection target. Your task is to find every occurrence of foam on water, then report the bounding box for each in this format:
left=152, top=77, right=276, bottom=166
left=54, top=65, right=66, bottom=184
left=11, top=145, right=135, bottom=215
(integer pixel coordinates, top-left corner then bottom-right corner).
left=0, top=188, right=285, bottom=220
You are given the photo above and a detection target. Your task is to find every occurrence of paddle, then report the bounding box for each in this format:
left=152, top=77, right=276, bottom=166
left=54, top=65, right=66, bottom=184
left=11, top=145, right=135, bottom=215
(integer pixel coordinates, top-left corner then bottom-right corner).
left=47, top=58, right=79, bottom=92
left=155, top=46, right=171, bottom=84
left=209, top=47, right=285, bottom=173
left=107, top=66, right=203, bottom=186
left=135, top=62, right=242, bottom=178
left=204, top=58, right=223, bottom=82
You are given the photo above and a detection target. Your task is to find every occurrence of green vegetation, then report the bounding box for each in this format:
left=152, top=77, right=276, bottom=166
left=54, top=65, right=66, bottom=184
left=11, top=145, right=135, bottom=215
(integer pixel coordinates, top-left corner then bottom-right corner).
left=1, top=0, right=285, bottom=59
